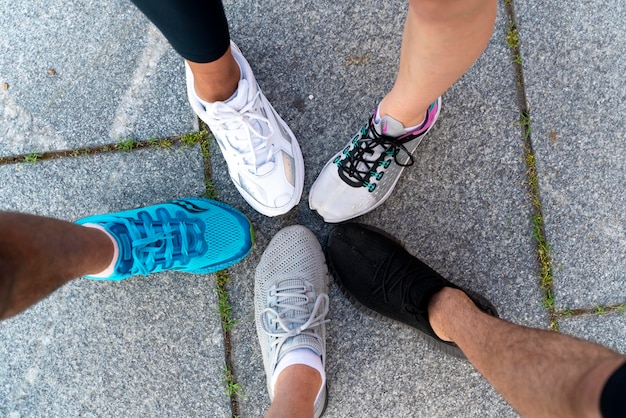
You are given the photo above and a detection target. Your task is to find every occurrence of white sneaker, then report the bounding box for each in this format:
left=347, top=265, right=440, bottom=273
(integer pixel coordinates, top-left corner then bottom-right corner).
left=255, top=226, right=329, bottom=417
left=186, top=42, right=304, bottom=217
left=309, top=98, right=441, bottom=223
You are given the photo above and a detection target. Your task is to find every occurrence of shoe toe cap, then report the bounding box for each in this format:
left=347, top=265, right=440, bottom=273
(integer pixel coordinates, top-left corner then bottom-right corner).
left=309, top=177, right=376, bottom=223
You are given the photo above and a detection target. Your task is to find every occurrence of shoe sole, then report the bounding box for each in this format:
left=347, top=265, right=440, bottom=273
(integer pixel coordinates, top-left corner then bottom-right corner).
left=326, top=224, right=498, bottom=360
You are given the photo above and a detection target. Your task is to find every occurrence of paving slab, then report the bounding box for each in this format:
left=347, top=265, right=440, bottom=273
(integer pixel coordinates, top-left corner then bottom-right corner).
left=516, top=0, right=626, bottom=310
left=0, top=0, right=195, bottom=157
left=0, top=147, right=231, bottom=417
left=217, top=1, right=547, bottom=416
left=558, top=313, right=626, bottom=354
left=3, top=0, right=623, bottom=416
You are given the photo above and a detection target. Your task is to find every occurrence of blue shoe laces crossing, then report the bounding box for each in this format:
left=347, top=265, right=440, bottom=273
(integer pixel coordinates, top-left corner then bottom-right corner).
left=112, top=209, right=205, bottom=276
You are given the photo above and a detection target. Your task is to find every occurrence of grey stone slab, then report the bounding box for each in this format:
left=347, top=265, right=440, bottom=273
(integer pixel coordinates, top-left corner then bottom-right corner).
left=516, top=1, right=626, bottom=310
left=558, top=313, right=626, bottom=355
left=0, top=147, right=231, bottom=417
left=0, top=0, right=195, bottom=157
left=216, top=2, right=545, bottom=417
left=0, top=146, right=205, bottom=218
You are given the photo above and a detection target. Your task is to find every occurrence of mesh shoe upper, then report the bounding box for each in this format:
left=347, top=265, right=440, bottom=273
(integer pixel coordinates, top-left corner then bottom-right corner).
left=75, top=198, right=253, bottom=280
left=326, top=223, right=497, bottom=359
left=255, top=225, right=329, bottom=416
left=186, top=42, right=304, bottom=217
left=309, top=98, right=441, bottom=223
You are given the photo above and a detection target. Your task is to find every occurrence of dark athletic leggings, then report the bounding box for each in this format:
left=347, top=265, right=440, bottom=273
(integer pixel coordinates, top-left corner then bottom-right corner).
left=130, top=0, right=230, bottom=63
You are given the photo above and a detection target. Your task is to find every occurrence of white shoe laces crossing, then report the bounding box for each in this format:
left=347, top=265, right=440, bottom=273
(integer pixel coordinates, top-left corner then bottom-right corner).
left=260, top=278, right=329, bottom=371
left=207, top=87, right=277, bottom=174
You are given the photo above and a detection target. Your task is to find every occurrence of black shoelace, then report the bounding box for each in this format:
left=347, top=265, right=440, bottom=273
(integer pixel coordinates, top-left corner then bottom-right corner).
left=370, top=248, right=432, bottom=316
left=336, top=118, right=416, bottom=191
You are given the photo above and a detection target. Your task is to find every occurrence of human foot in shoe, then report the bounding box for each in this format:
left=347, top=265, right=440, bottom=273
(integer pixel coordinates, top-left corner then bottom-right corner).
left=186, top=42, right=304, bottom=217
left=255, top=226, right=329, bottom=417
left=325, top=223, right=497, bottom=359
left=309, top=98, right=440, bottom=223
left=75, top=197, right=253, bottom=280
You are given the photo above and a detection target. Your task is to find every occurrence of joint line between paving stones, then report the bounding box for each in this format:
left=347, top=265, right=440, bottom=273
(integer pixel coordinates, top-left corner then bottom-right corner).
left=554, top=303, right=626, bottom=319
left=0, top=132, right=207, bottom=166
left=196, top=121, right=242, bottom=417
left=504, top=0, right=558, bottom=330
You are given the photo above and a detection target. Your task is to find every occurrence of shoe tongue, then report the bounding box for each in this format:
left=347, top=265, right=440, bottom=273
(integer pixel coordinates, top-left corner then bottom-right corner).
left=224, top=79, right=274, bottom=170
left=374, top=115, right=406, bottom=137
left=278, top=277, right=308, bottom=325
left=225, top=78, right=251, bottom=111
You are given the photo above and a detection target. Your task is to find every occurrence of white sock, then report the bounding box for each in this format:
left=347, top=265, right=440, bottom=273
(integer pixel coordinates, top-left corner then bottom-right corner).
left=271, top=348, right=325, bottom=403
left=80, top=224, right=119, bottom=278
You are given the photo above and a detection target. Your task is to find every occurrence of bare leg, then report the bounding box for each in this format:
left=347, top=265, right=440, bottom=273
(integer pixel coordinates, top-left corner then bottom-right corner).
left=265, top=365, right=322, bottom=418
left=0, top=212, right=114, bottom=320
left=428, top=287, right=626, bottom=418
left=379, top=0, right=497, bottom=126
left=186, top=46, right=240, bottom=103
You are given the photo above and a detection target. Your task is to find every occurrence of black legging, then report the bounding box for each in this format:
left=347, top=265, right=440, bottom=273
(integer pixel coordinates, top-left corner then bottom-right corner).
left=130, top=0, right=230, bottom=63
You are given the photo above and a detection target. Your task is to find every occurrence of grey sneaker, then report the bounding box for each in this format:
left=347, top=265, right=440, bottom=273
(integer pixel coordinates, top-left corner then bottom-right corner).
left=255, top=226, right=329, bottom=417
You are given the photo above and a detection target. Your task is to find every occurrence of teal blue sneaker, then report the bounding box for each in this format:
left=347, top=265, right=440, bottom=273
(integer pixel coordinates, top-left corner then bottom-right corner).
left=75, top=198, right=254, bottom=280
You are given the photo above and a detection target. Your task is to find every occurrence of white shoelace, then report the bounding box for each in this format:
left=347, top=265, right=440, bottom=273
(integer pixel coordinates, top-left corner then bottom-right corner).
left=260, top=280, right=329, bottom=371
left=207, top=87, right=277, bottom=174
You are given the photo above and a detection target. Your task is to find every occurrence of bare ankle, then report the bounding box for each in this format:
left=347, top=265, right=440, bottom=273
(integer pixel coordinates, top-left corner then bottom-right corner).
left=378, top=96, right=428, bottom=127
left=428, top=287, right=477, bottom=342
left=186, top=49, right=241, bottom=103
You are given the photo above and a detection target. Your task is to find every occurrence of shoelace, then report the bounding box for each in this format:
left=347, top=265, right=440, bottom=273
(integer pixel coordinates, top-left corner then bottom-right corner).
left=260, top=278, right=329, bottom=370
left=117, top=210, right=200, bottom=276
left=370, top=248, right=432, bottom=315
left=336, top=118, right=416, bottom=191
left=207, top=86, right=277, bottom=173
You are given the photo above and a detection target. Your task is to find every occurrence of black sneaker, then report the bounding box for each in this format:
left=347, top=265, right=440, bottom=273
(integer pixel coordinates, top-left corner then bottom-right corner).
left=326, top=223, right=498, bottom=359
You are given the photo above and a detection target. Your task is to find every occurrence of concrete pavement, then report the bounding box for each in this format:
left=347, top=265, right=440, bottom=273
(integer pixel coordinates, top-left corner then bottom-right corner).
left=1, top=0, right=624, bottom=416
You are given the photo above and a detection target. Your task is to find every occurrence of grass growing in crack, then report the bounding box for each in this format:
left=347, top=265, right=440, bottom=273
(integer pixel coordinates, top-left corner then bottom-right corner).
left=24, top=152, right=43, bottom=163
left=216, top=271, right=238, bottom=331
left=154, top=138, right=173, bottom=149
left=517, top=112, right=556, bottom=328
left=181, top=130, right=209, bottom=147
left=223, top=367, right=245, bottom=399
left=201, top=139, right=211, bottom=159
left=116, top=138, right=135, bottom=152
left=204, top=179, right=217, bottom=200
left=216, top=270, right=244, bottom=414
left=505, top=22, right=520, bottom=49
left=554, top=303, right=626, bottom=318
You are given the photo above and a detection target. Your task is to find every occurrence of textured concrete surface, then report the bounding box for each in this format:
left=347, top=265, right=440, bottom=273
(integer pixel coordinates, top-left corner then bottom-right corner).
left=517, top=0, right=626, bottom=310
left=1, top=0, right=624, bottom=417
left=0, top=0, right=194, bottom=157
left=0, top=148, right=229, bottom=417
